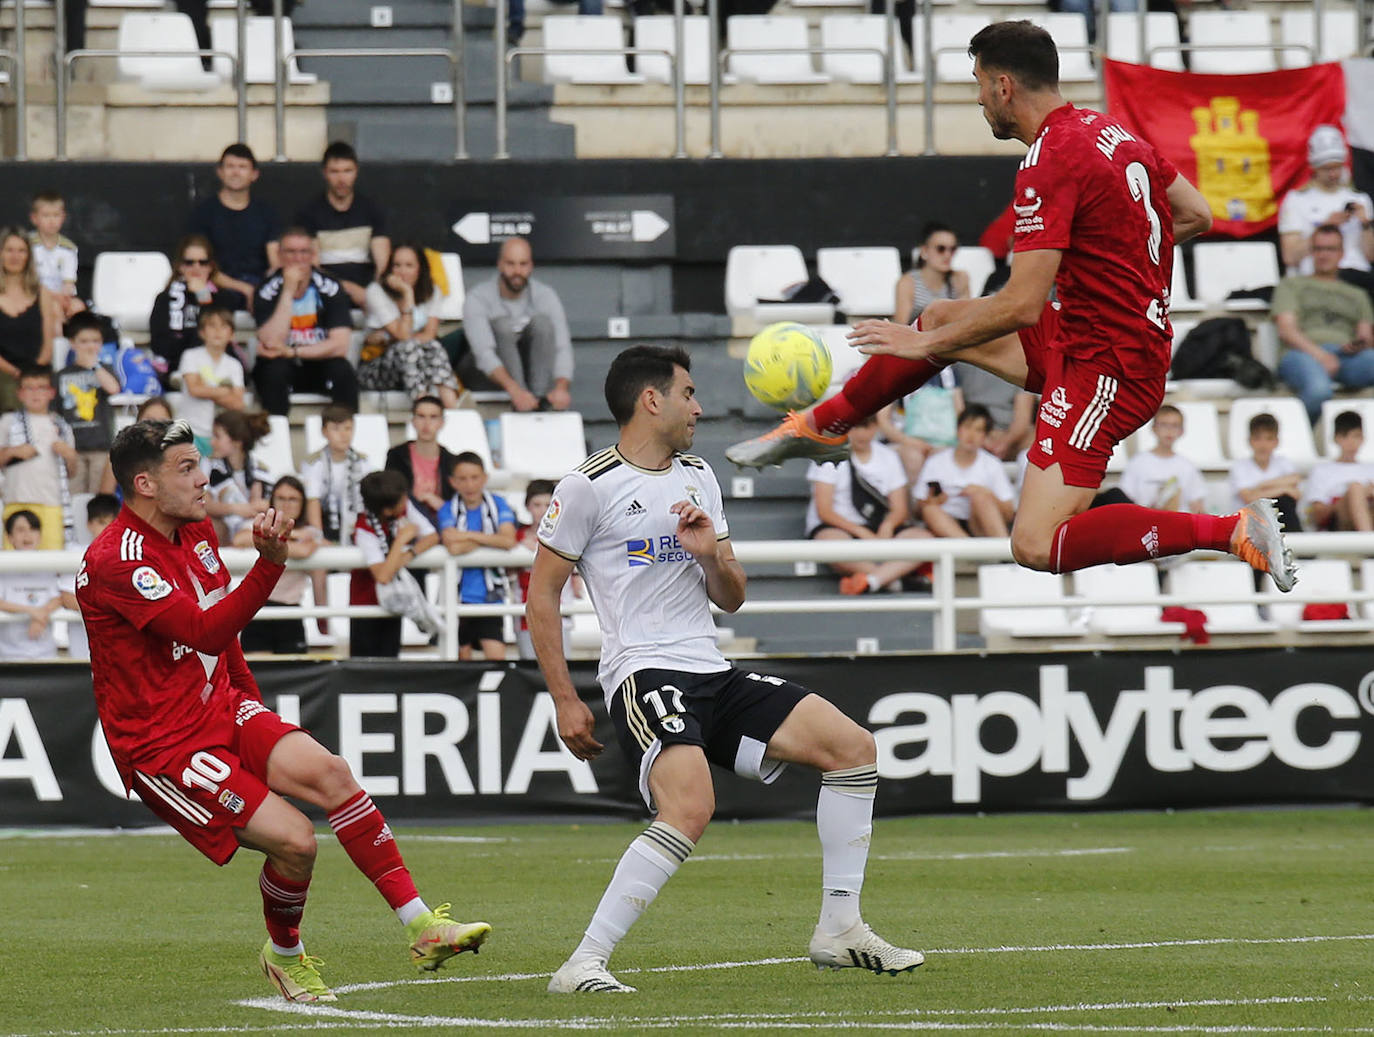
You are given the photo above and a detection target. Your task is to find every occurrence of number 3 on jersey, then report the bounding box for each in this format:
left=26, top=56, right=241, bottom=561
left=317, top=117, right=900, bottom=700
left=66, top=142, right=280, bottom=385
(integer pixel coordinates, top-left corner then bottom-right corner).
left=1125, top=161, right=1167, bottom=330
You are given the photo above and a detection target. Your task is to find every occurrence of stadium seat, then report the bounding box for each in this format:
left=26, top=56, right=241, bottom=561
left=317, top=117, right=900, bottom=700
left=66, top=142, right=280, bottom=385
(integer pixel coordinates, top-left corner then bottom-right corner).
left=1226, top=397, right=1317, bottom=465
left=92, top=251, right=173, bottom=334
left=727, top=16, right=828, bottom=84
left=1071, top=563, right=1188, bottom=638
left=435, top=252, right=466, bottom=321
left=1105, top=11, right=1184, bottom=71
left=951, top=246, right=997, bottom=298
left=1269, top=559, right=1374, bottom=632
left=1188, top=11, right=1276, bottom=74
left=813, top=324, right=867, bottom=397
left=1279, top=8, right=1361, bottom=67
left=977, top=564, right=1087, bottom=641
left=634, top=15, right=713, bottom=85
left=816, top=246, right=901, bottom=317
left=303, top=412, right=391, bottom=466
left=1023, top=14, right=1095, bottom=82
left=255, top=414, right=297, bottom=482
left=1192, top=242, right=1280, bottom=311
left=1166, top=560, right=1279, bottom=634
left=542, top=15, right=644, bottom=84
left=1169, top=246, right=1204, bottom=313
left=818, top=15, right=918, bottom=85
left=724, top=245, right=836, bottom=326
left=500, top=411, right=588, bottom=480
left=1128, top=399, right=1227, bottom=470
left=117, top=12, right=223, bottom=90
left=210, top=15, right=317, bottom=85
left=924, top=14, right=990, bottom=83
left=1318, top=399, right=1374, bottom=461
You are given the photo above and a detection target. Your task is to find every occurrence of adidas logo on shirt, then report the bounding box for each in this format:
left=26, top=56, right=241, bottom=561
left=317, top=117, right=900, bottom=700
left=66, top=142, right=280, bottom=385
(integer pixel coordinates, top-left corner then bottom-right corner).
left=1039, top=438, right=1054, bottom=455
left=625, top=499, right=647, bottom=516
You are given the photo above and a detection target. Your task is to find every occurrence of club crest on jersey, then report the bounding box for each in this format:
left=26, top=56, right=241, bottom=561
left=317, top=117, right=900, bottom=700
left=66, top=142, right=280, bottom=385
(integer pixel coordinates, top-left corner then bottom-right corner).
left=684, top=485, right=704, bottom=509
left=539, top=496, right=563, bottom=538
left=626, top=538, right=655, bottom=567
left=660, top=714, right=686, bottom=735
left=217, top=789, right=246, bottom=815
left=131, top=565, right=173, bottom=601
left=193, top=540, right=221, bottom=574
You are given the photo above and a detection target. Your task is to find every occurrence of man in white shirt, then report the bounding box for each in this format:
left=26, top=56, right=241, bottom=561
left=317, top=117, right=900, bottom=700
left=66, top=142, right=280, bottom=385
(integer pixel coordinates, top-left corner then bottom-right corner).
left=917, top=403, right=1016, bottom=537
left=1118, top=404, right=1207, bottom=513
left=1278, top=125, right=1374, bottom=279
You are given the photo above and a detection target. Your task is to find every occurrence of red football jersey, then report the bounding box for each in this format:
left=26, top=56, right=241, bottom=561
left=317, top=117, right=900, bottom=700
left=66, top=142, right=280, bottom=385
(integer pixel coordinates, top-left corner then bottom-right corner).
left=78, top=508, right=245, bottom=786
left=1012, top=103, right=1179, bottom=380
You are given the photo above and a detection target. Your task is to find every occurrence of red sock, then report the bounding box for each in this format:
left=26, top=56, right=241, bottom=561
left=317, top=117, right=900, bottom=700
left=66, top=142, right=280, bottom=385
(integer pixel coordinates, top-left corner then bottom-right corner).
left=260, top=862, right=309, bottom=949
left=1048, top=505, right=1238, bottom=572
left=812, top=318, right=950, bottom=435
left=327, top=791, right=419, bottom=910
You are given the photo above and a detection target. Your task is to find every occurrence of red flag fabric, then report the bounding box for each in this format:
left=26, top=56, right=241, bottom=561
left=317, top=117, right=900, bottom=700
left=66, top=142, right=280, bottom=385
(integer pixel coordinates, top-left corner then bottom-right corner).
left=1102, top=59, right=1346, bottom=237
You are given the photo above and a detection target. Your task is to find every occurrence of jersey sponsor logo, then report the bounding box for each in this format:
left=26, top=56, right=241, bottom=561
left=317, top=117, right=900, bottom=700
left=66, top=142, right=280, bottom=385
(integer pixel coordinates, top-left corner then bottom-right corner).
left=539, top=496, right=563, bottom=538
left=1013, top=186, right=1045, bottom=234
left=626, top=534, right=694, bottom=567
left=235, top=699, right=269, bottom=726
left=217, top=788, right=246, bottom=815
left=626, top=538, right=656, bottom=567
left=625, top=498, right=647, bottom=516
left=193, top=540, right=221, bottom=575
left=1039, top=386, right=1074, bottom=430
left=131, top=565, right=173, bottom=601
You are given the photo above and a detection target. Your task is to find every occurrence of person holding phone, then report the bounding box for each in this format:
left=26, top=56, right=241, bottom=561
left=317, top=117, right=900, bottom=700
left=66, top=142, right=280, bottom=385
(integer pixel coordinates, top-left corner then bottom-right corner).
left=1277, top=126, right=1374, bottom=285
left=916, top=404, right=1017, bottom=539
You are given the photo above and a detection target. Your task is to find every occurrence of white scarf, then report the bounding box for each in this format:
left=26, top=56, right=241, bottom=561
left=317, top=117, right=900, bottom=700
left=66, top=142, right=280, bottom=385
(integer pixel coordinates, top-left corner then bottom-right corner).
left=10, top=410, right=74, bottom=546
left=450, top=491, right=510, bottom=601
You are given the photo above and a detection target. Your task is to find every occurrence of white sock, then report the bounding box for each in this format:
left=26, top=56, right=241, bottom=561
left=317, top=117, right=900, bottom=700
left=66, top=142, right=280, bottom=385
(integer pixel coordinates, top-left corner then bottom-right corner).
left=270, top=939, right=305, bottom=957
left=396, top=897, right=430, bottom=927
left=817, top=764, right=878, bottom=936
left=572, top=821, right=695, bottom=964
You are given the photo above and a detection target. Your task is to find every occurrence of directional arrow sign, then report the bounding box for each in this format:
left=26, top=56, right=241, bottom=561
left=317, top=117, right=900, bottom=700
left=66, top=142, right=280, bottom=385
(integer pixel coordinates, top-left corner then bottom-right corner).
left=447, top=196, right=675, bottom=260
left=631, top=210, right=670, bottom=243
left=452, top=212, right=491, bottom=245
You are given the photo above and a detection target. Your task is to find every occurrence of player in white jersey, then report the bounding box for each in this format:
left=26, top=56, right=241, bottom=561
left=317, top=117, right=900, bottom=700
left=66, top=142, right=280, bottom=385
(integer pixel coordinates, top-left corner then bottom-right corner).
left=528, top=344, right=923, bottom=994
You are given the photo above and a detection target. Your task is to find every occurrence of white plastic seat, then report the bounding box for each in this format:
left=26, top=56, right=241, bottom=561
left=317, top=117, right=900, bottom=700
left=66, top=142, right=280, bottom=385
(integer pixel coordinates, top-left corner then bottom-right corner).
left=1129, top=400, right=1227, bottom=469
left=1072, top=563, right=1188, bottom=637
left=1192, top=241, right=1280, bottom=310
left=727, top=15, right=828, bottom=84
left=1166, top=560, right=1279, bottom=634
left=818, top=15, right=918, bottom=85
left=1106, top=11, right=1184, bottom=71
left=977, top=563, right=1086, bottom=640
left=256, top=414, right=297, bottom=482
left=500, top=411, right=588, bottom=480
left=91, top=251, right=173, bottom=334
left=1188, top=11, right=1276, bottom=74
left=816, top=246, right=901, bottom=317
left=924, top=14, right=989, bottom=83
left=951, top=246, right=996, bottom=298
left=543, top=15, right=644, bottom=84
left=1169, top=245, right=1204, bottom=313
left=304, top=412, right=391, bottom=466
left=724, top=244, right=836, bottom=326
left=1023, top=13, right=1094, bottom=82
left=634, top=15, right=713, bottom=85
left=814, top=324, right=865, bottom=398
left=1226, top=397, right=1317, bottom=465
left=1279, top=8, right=1360, bottom=67
left=435, top=252, right=466, bottom=321
left=117, top=12, right=223, bottom=90
left=1269, top=559, right=1374, bottom=631
left=210, top=15, right=317, bottom=85
left=1319, top=399, right=1374, bottom=461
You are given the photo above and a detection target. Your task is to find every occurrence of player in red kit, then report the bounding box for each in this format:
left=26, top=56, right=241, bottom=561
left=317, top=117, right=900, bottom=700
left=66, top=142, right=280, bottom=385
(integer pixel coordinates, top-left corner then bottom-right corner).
left=78, top=418, right=490, bottom=1004
left=729, top=20, right=1296, bottom=592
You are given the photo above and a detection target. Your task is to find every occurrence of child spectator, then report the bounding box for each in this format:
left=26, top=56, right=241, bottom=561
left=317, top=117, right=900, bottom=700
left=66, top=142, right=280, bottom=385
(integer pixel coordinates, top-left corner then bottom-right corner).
left=203, top=408, right=270, bottom=541
left=350, top=469, right=439, bottom=658
left=1304, top=409, right=1374, bottom=531
left=28, top=190, right=85, bottom=319
left=1, top=366, right=78, bottom=548
left=805, top=414, right=933, bottom=595
left=513, top=478, right=583, bottom=659
left=437, top=451, right=517, bottom=660
left=1229, top=412, right=1303, bottom=533
left=62, top=492, right=119, bottom=660
left=0, top=509, right=66, bottom=659
left=917, top=403, right=1017, bottom=539
left=1119, top=404, right=1207, bottom=513
left=234, top=475, right=322, bottom=654
left=176, top=305, right=246, bottom=452
left=55, top=312, right=119, bottom=493
left=384, top=395, right=457, bottom=527
left=302, top=403, right=380, bottom=546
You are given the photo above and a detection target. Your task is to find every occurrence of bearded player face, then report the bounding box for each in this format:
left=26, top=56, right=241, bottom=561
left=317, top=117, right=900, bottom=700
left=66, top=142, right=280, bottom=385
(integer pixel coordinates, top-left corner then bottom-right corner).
left=148, top=443, right=210, bottom=524
left=973, top=58, right=1016, bottom=141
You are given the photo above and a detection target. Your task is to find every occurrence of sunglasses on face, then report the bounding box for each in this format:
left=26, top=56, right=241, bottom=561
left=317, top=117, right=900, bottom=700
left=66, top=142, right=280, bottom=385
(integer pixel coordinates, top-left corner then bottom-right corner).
left=182, top=258, right=210, bottom=266
left=927, top=244, right=955, bottom=254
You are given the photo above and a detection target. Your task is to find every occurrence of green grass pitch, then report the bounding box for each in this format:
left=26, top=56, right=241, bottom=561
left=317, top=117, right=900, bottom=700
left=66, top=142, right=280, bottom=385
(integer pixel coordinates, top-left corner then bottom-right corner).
left=2, top=808, right=1372, bottom=1034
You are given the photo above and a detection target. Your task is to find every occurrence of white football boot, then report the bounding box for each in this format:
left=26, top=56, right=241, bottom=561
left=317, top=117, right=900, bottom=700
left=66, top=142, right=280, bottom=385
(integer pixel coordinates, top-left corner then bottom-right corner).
left=547, top=957, right=637, bottom=993
left=808, top=921, right=925, bottom=975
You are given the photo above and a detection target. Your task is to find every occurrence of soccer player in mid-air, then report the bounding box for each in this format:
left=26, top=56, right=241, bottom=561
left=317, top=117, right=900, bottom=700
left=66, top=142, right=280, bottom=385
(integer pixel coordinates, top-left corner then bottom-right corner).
left=728, top=20, right=1297, bottom=593
left=77, top=419, right=490, bottom=1004
left=528, top=345, right=923, bottom=994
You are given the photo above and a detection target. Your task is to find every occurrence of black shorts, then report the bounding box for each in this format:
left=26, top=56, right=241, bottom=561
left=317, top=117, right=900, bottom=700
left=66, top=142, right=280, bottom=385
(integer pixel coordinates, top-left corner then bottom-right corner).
left=610, top=666, right=810, bottom=810
left=459, top=615, right=504, bottom=648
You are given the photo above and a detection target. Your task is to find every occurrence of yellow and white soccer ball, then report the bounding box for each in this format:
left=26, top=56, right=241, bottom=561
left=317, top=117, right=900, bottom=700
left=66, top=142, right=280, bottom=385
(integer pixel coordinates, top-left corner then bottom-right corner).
left=743, top=322, right=832, bottom=412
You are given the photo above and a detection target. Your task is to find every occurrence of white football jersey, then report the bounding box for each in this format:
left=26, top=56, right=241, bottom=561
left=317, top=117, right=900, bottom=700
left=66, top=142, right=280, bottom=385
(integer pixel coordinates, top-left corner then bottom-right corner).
left=538, top=445, right=731, bottom=702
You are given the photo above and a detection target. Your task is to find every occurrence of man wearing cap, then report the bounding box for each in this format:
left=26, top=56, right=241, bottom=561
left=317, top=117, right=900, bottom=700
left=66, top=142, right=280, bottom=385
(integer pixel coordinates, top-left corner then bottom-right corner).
left=1278, top=126, right=1374, bottom=289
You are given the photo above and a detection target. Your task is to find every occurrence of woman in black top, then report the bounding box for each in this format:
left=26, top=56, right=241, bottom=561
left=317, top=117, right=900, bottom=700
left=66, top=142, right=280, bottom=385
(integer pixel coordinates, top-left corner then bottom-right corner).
left=149, top=234, right=234, bottom=383
left=0, top=227, right=59, bottom=412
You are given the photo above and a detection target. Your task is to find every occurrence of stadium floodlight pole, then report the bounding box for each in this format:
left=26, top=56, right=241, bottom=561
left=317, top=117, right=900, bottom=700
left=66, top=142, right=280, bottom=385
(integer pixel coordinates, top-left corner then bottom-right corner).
left=495, top=0, right=509, bottom=159
left=672, top=0, right=686, bottom=158
left=707, top=0, right=721, bottom=158
left=452, top=0, right=467, bottom=160
left=921, top=0, right=934, bottom=156
left=272, top=0, right=286, bottom=161
left=13, top=0, right=25, bottom=160
left=54, top=0, right=66, bottom=159
left=883, top=0, right=897, bottom=156
left=235, top=0, right=248, bottom=145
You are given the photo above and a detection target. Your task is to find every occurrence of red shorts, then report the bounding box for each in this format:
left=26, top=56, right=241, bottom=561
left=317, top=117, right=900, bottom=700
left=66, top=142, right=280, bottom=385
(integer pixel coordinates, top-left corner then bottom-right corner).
left=1019, top=302, right=1166, bottom=489
left=130, top=700, right=301, bottom=866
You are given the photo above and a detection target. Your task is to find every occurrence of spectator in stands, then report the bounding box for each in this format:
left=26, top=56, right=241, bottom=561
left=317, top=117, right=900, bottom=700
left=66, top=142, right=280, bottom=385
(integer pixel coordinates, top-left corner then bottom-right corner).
left=1118, top=404, right=1206, bottom=513
left=176, top=305, right=246, bottom=454
left=894, top=221, right=969, bottom=326
left=0, top=227, right=59, bottom=414
left=1229, top=412, right=1303, bottom=534
left=1, top=367, right=77, bottom=550
left=362, top=243, right=464, bottom=408
left=805, top=414, right=933, bottom=596
left=508, top=0, right=602, bottom=50
left=351, top=469, right=439, bottom=659
left=1271, top=224, right=1374, bottom=424
left=97, top=396, right=176, bottom=496
left=54, top=312, right=119, bottom=494
left=203, top=408, right=270, bottom=542
left=954, top=364, right=1036, bottom=460
left=188, top=144, right=281, bottom=309
left=876, top=367, right=960, bottom=484
left=1304, top=409, right=1374, bottom=532
left=234, top=475, right=323, bottom=655
left=149, top=234, right=235, bottom=381
left=0, top=510, right=65, bottom=660
left=438, top=451, right=517, bottom=660
left=1278, top=126, right=1374, bottom=290
left=917, top=403, right=1016, bottom=540
left=252, top=227, right=358, bottom=416
left=385, top=396, right=457, bottom=527
left=296, top=141, right=390, bottom=309
left=513, top=478, right=583, bottom=659
left=62, top=493, right=119, bottom=661
left=28, top=191, right=84, bottom=319
left=459, top=237, right=573, bottom=412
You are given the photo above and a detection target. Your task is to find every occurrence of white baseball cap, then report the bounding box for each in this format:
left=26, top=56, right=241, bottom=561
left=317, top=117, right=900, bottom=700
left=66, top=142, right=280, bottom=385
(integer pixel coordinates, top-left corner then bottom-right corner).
left=1308, top=125, right=1348, bottom=168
